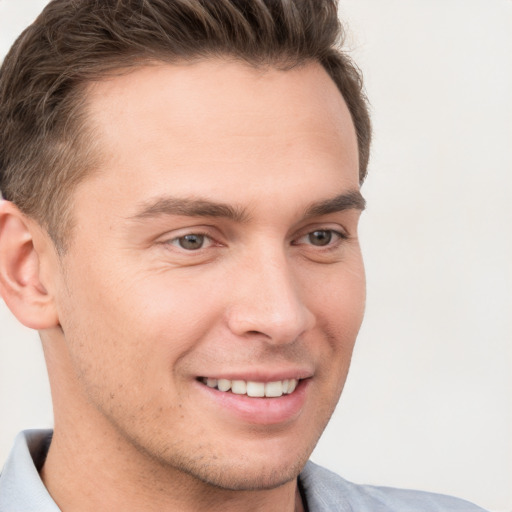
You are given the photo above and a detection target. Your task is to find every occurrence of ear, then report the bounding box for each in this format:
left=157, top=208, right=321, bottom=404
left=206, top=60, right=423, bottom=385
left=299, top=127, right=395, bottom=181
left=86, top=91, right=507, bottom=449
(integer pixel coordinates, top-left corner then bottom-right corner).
left=0, top=200, right=60, bottom=330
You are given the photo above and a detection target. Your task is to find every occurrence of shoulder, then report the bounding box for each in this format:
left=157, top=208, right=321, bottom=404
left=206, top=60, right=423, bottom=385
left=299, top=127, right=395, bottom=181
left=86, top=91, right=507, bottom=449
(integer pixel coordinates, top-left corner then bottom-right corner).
left=299, top=461, right=489, bottom=512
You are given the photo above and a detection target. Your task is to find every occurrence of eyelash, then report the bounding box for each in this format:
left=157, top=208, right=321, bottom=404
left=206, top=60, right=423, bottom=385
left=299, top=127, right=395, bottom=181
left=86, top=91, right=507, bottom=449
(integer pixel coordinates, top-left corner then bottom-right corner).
left=166, top=231, right=217, bottom=251
left=165, top=228, right=348, bottom=252
left=293, top=229, right=348, bottom=249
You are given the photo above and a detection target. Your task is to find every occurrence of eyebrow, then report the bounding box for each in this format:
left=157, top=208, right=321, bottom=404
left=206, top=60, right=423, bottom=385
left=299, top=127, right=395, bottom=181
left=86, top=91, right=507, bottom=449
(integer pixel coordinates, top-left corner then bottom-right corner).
left=130, top=190, right=365, bottom=223
left=303, top=189, right=366, bottom=218
left=130, top=197, right=250, bottom=222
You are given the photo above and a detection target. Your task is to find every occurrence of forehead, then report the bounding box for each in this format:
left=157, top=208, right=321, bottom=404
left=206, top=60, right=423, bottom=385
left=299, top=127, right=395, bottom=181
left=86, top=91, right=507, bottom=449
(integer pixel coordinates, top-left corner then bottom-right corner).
left=79, top=60, right=359, bottom=212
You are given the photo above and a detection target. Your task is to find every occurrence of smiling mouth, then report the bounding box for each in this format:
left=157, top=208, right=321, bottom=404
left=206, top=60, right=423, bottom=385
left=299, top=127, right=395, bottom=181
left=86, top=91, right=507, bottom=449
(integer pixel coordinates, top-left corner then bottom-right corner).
left=198, top=377, right=299, bottom=398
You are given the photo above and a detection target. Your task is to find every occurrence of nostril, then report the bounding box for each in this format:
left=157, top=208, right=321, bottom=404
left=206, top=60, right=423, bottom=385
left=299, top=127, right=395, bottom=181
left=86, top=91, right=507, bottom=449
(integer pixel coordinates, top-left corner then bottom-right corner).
left=226, top=287, right=313, bottom=344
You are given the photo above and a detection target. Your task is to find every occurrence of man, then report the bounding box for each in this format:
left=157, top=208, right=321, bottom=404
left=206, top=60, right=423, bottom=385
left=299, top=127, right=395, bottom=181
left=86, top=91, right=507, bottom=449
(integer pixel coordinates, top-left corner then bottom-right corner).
left=0, top=1, right=488, bottom=511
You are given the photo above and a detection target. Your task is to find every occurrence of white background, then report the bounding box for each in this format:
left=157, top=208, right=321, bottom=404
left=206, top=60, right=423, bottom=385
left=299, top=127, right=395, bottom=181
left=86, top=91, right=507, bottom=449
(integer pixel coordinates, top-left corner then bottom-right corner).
left=0, top=1, right=510, bottom=511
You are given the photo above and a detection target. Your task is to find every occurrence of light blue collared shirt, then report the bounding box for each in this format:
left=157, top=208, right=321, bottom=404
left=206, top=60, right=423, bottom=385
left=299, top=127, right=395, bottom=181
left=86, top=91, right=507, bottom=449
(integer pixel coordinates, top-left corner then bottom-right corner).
left=0, top=430, right=488, bottom=512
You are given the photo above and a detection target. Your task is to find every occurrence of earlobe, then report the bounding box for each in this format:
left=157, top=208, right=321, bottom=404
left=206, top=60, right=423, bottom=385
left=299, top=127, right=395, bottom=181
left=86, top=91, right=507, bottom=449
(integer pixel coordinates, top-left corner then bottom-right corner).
left=0, top=200, right=60, bottom=330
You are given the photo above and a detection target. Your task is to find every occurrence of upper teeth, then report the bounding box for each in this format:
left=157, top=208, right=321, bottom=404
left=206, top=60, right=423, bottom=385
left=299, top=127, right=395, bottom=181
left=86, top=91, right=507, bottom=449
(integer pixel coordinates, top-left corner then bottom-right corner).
left=202, top=378, right=298, bottom=397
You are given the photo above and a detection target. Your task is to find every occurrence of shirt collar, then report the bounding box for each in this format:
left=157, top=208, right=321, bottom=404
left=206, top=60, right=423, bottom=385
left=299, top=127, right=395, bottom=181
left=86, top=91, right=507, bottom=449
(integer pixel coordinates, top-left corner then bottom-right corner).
left=0, top=429, right=59, bottom=512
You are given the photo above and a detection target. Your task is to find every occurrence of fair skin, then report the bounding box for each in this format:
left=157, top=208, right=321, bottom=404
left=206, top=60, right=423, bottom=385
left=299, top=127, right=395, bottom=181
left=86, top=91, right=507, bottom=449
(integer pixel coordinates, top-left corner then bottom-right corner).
left=0, top=60, right=365, bottom=511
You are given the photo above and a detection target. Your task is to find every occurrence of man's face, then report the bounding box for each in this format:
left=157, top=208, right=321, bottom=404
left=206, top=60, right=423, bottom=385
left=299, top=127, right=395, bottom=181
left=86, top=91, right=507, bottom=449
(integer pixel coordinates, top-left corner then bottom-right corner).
left=50, top=60, right=365, bottom=490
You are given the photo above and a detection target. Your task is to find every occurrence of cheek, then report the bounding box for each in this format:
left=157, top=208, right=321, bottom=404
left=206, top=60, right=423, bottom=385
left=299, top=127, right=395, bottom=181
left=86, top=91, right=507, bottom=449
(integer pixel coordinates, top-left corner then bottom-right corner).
left=124, top=272, right=228, bottom=349
left=58, top=243, right=231, bottom=379
left=306, top=256, right=366, bottom=335
left=304, top=259, right=365, bottom=387
left=67, top=272, right=229, bottom=398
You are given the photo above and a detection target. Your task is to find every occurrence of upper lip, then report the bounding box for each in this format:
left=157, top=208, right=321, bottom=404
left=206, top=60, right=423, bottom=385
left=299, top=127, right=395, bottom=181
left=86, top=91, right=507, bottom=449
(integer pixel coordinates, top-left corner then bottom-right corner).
left=197, top=368, right=314, bottom=382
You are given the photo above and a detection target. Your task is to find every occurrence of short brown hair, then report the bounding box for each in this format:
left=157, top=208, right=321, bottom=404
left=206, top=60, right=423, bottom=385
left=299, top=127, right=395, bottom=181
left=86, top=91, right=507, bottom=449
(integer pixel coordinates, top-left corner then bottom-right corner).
left=0, top=0, right=371, bottom=250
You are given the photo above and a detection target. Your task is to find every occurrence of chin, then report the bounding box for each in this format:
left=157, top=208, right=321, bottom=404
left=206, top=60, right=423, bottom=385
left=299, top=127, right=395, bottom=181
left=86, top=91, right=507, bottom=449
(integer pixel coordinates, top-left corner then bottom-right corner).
left=151, top=438, right=313, bottom=492
left=186, top=456, right=309, bottom=491
left=191, top=428, right=322, bottom=491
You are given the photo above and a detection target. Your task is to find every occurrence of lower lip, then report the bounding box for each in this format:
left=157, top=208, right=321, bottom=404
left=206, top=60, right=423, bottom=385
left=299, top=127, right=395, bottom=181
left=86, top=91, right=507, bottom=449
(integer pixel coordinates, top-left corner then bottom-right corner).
left=196, top=379, right=310, bottom=425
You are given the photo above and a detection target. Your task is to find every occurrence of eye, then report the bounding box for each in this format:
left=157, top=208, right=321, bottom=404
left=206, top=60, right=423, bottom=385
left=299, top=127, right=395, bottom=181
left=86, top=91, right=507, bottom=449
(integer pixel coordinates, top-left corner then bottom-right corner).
left=295, top=229, right=346, bottom=248
left=170, top=233, right=211, bottom=251
left=307, top=230, right=334, bottom=246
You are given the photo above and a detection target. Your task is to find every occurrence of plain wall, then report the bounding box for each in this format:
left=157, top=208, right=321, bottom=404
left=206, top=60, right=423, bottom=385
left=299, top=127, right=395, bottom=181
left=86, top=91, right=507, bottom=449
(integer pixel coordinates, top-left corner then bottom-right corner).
left=0, top=1, right=510, bottom=511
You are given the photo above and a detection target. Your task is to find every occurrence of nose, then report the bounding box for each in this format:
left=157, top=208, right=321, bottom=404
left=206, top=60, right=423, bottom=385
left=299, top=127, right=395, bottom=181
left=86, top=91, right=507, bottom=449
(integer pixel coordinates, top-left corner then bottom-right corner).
left=226, top=248, right=315, bottom=344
